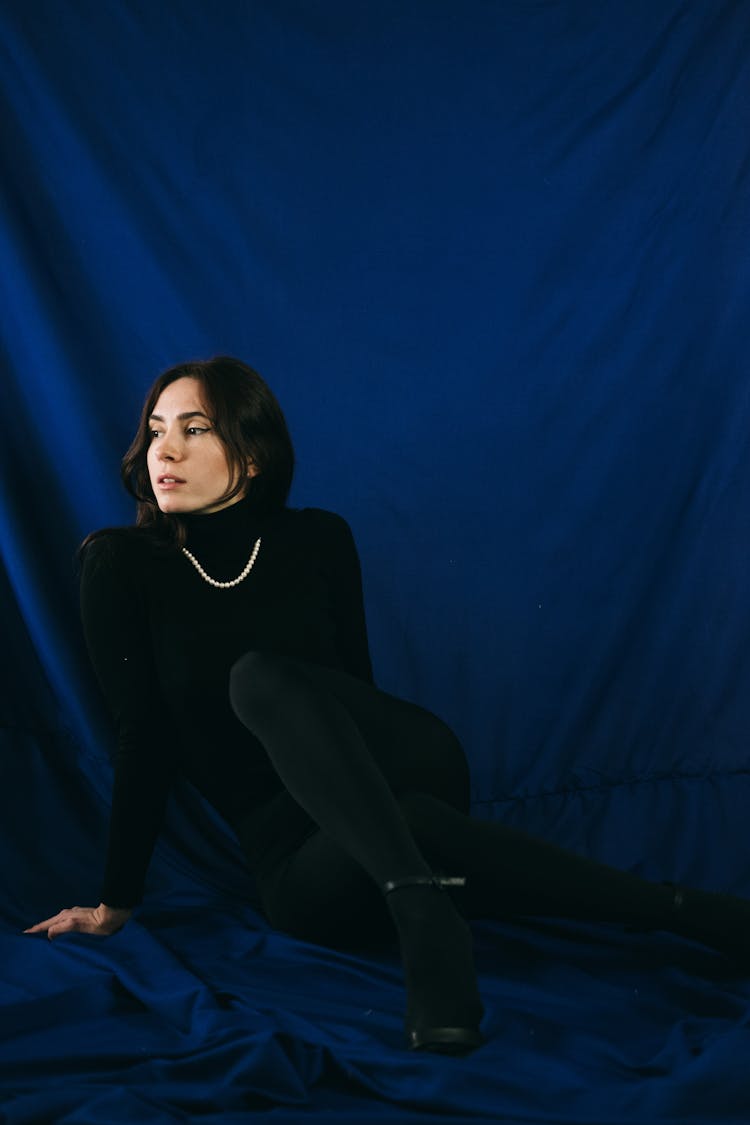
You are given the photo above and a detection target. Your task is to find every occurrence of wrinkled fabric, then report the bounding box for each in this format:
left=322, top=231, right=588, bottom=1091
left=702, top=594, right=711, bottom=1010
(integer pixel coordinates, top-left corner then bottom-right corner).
left=6, top=883, right=750, bottom=1121
left=2, top=0, right=750, bottom=1119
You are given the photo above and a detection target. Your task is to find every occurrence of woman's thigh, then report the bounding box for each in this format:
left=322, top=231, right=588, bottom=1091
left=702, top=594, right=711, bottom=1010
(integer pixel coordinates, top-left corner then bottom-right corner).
left=297, top=661, right=471, bottom=813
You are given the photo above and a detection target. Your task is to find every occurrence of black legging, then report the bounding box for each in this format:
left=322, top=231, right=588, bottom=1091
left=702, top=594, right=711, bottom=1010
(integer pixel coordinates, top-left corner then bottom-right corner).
left=229, top=652, right=750, bottom=959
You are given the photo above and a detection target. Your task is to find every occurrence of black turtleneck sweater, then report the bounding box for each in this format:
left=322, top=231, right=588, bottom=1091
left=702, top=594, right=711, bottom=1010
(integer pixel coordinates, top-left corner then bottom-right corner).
left=79, top=497, right=373, bottom=908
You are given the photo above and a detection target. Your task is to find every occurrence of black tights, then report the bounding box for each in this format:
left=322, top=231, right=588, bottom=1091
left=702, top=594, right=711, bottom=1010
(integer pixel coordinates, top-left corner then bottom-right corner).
left=229, top=652, right=749, bottom=959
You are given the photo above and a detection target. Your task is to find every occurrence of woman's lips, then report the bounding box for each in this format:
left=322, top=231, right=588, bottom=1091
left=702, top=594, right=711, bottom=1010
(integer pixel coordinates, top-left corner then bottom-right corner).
left=157, top=478, right=186, bottom=490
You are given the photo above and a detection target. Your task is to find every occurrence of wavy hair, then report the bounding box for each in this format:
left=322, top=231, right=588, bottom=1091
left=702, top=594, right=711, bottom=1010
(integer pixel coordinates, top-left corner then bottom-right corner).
left=79, top=356, right=295, bottom=557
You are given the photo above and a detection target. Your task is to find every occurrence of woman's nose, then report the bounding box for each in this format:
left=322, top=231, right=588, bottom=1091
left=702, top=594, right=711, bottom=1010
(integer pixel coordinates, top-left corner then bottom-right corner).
left=158, top=435, right=183, bottom=460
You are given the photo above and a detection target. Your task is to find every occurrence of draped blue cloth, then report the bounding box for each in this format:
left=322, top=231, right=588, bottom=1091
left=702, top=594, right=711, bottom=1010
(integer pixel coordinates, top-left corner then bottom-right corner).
left=2, top=1, right=749, bottom=1119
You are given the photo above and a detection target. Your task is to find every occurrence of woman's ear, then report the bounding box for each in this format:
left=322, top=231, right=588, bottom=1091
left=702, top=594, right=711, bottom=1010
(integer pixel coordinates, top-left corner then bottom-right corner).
left=247, top=457, right=260, bottom=479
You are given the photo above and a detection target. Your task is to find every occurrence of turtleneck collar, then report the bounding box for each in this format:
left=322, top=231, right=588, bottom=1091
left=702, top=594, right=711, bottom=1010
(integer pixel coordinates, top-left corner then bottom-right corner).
left=180, top=493, right=263, bottom=561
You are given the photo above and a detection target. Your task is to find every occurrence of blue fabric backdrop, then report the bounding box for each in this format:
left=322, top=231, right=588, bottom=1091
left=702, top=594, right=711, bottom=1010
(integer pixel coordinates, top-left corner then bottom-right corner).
left=2, top=1, right=749, bottom=1120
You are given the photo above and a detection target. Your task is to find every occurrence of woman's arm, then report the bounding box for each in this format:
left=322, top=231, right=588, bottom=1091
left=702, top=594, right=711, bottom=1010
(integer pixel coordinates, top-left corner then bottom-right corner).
left=81, top=533, right=177, bottom=909
left=26, top=533, right=176, bottom=937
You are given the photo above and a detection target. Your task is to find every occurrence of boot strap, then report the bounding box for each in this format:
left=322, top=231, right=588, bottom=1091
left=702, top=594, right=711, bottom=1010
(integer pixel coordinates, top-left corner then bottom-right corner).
left=382, top=875, right=466, bottom=895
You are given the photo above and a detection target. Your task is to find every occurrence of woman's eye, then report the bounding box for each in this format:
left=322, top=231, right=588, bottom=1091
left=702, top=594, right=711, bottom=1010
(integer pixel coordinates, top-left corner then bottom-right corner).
left=150, top=427, right=208, bottom=438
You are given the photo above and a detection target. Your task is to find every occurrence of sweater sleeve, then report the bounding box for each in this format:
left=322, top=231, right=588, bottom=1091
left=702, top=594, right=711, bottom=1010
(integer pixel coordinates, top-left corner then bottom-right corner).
left=312, top=511, right=374, bottom=685
left=79, top=534, right=175, bottom=908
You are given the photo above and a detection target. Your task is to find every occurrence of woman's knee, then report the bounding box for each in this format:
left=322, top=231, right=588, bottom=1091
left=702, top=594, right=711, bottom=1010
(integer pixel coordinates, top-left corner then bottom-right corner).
left=229, top=650, right=303, bottom=727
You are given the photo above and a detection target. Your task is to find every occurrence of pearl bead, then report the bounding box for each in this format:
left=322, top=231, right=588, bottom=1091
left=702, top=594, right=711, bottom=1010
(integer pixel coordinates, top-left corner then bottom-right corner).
left=181, top=538, right=262, bottom=589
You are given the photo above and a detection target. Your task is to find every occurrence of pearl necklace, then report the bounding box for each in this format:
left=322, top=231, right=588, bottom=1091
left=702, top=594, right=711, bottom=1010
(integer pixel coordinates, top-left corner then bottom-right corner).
left=181, top=537, right=262, bottom=589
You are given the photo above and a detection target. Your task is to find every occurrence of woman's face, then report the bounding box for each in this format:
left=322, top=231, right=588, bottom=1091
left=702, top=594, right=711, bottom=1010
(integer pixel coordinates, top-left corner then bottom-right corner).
left=146, top=377, right=257, bottom=515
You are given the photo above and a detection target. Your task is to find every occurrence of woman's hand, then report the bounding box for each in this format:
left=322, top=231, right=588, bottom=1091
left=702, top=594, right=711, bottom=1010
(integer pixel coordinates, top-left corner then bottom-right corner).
left=23, top=903, right=132, bottom=940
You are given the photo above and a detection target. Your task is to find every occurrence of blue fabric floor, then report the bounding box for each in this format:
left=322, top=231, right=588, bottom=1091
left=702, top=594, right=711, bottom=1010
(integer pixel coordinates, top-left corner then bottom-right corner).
left=6, top=892, right=750, bottom=1122
left=4, top=726, right=750, bottom=1122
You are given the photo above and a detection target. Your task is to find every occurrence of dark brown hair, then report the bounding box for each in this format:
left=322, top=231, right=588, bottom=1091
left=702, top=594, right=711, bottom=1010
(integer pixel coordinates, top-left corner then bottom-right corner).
left=78, top=356, right=294, bottom=558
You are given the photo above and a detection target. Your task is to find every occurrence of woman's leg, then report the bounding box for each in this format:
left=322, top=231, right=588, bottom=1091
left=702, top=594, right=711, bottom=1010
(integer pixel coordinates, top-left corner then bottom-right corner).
left=229, top=652, right=483, bottom=1050
left=398, top=792, right=750, bottom=962
left=232, top=655, right=750, bottom=964
left=287, top=659, right=472, bottom=815
left=229, top=652, right=460, bottom=887
left=405, top=791, right=672, bottom=919
left=398, top=791, right=676, bottom=925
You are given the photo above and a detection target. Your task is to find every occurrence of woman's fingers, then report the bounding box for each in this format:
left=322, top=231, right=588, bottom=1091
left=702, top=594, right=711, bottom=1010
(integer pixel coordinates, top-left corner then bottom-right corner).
left=23, top=910, right=72, bottom=934
left=46, top=913, right=91, bottom=939
left=24, top=906, right=121, bottom=939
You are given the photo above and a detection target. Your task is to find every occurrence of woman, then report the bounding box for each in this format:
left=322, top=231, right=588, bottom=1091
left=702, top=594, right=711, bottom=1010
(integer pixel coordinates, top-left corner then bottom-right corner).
left=25, top=356, right=750, bottom=1054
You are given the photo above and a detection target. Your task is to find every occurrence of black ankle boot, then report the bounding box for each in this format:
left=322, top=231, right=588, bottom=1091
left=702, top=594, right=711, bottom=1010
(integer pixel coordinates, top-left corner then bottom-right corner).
left=383, top=875, right=484, bottom=1054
